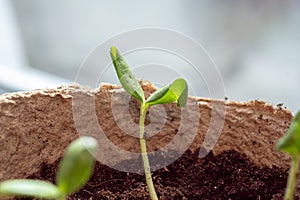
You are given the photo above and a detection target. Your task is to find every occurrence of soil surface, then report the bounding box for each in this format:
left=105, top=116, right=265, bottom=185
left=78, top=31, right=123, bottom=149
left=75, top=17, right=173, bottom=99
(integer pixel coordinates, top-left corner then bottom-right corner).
left=20, top=149, right=289, bottom=200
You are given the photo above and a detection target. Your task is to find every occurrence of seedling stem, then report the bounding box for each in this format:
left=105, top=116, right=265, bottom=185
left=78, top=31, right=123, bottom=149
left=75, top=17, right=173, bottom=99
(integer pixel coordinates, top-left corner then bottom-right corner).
left=285, top=155, right=299, bottom=200
left=139, top=103, right=158, bottom=200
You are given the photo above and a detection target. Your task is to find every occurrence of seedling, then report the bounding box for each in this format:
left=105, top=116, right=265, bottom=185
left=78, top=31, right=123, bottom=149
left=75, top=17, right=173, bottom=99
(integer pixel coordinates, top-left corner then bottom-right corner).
left=276, top=111, right=300, bottom=200
left=110, top=46, right=188, bottom=200
left=0, top=136, right=98, bottom=200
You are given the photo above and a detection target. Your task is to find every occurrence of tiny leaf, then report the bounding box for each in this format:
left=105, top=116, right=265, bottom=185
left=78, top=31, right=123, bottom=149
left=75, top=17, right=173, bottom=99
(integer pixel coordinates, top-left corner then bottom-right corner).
left=56, top=136, right=98, bottom=195
left=276, top=111, right=300, bottom=156
left=110, top=46, right=145, bottom=102
left=0, top=179, right=61, bottom=199
left=146, top=78, right=188, bottom=107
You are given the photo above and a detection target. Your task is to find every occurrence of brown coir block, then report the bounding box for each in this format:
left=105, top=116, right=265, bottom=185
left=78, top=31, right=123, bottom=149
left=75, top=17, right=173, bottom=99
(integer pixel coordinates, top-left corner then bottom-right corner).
left=0, top=81, right=293, bottom=181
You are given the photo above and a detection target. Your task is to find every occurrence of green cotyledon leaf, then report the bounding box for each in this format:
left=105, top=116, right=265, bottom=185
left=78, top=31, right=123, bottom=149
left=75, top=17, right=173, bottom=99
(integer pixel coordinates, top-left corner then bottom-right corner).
left=56, top=136, right=98, bottom=196
left=0, top=179, right=61, bottom=199
left=145, top=78, right=188, bottom=107
left=276, top=111, right=300, bottom=156
left=110, top=46, right=145, bottom=102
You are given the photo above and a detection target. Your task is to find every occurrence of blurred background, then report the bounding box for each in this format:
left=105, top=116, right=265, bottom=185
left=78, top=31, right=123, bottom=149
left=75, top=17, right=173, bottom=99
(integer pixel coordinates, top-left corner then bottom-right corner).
left=0, top=0, right=299, bottom=113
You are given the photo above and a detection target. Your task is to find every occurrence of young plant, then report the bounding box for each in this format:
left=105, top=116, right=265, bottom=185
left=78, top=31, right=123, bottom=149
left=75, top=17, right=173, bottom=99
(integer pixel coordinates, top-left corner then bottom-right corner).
left=0, top=136, right=98, bottom=200
left=110, top=46, right=188, bottom=200
left=276, top=111, right=300, bottom=200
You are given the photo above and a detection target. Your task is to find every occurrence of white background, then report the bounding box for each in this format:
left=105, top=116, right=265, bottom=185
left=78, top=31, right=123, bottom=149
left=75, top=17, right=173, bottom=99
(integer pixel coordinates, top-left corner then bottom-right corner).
left=0, top=0, right=299, bottom=113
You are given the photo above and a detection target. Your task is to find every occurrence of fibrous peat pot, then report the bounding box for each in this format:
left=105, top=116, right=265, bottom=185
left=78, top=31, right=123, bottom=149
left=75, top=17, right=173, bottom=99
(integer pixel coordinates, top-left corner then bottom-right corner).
left=0, top=81, right=297, bottom=199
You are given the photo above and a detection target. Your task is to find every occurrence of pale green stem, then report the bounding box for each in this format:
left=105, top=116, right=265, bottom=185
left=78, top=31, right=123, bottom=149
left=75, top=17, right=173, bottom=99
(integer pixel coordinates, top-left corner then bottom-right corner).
left=285, top=155, right=299, bottom=200
left=139, top=103, right=158, bottom=200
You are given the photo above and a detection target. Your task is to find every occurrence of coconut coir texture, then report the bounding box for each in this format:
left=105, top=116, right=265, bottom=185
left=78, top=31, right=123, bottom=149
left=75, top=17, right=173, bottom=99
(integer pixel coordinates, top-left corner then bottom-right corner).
left=0, top=81, right=296, bottom=199
left=21, top=149, right=289, bottom=200
left=0, top=81, right=293, bottom=181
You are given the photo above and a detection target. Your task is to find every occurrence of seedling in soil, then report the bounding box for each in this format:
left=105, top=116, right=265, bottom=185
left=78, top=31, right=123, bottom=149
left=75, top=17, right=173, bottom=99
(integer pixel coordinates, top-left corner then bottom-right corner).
left=0, top=136, right=98, bottom=200
left=276, top=111, right=300, bottom=200
left=110, top=46, right=188, bottom=200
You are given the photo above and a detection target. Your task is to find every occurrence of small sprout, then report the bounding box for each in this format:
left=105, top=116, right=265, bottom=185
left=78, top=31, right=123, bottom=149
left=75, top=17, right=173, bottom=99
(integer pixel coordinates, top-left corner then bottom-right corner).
left=0, top=179, right=61, bottom=199
left=57, top=136, right=98, bottom=196
left=0, top=136, right=98, bottom=200
left=276, top=111, right=300, bottom=200
left=110, top=46, right=188, bottom=200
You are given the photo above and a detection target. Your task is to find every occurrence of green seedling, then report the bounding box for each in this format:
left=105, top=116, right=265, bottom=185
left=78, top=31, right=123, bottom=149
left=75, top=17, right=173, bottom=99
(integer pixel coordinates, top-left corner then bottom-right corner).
left=110, top=46, right=188, bottom=200
left=276, top=111, right=300, bottom=200
left=0, top=136, right=98, bottom=200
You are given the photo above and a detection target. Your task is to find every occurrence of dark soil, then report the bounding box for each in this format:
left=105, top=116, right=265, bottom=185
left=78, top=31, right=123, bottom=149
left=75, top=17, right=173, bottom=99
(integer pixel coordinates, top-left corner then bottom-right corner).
left=21, top=149, right=289, bottom=200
